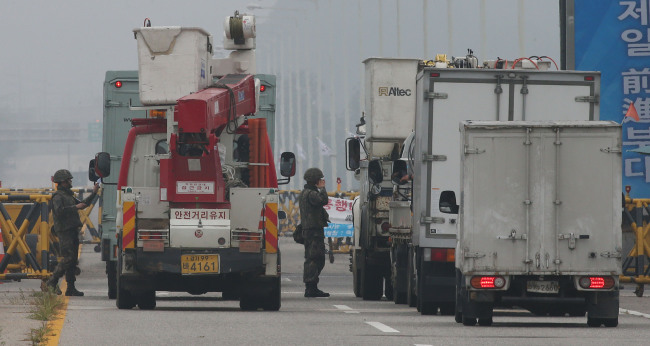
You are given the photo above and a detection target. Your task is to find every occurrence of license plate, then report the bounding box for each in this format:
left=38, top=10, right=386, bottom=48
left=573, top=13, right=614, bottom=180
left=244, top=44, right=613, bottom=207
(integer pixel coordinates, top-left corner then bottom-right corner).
left=181, top=254, right=219, bottom=274
left=526, top=280, right=559, bottom=294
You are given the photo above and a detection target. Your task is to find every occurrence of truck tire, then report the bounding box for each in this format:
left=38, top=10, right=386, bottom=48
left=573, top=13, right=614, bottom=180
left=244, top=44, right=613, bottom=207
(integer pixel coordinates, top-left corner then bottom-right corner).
left=262, top=277, right=281, bottom=311
left=138, top=290, right=156, bottom=310
left=107, top=261, right=117, bottom=299
left=361, top=264, right=383, bottom=301
left=439, top=303, right=455, bottom=316
left=478, top=317, right=493, bottom=326
left=455, top=271, right=463, bottom=323
left=462, top=316, right=477, bottom=326
left=587, top=317, right=602, bottom=327
left=353, top=268, right=362, bottom=298
left=352, top=250, right=361, bottom=298
left=116, top=254, right=136, bottom=309
left=240, top=294, right=259, bottom=311
left=406, top=247, right=416, bottom=307
left=391, top=245, right=407, bottom=304
left=116, top=277, right=136, bottom=309
left=603, top=318, right=618, bottom=327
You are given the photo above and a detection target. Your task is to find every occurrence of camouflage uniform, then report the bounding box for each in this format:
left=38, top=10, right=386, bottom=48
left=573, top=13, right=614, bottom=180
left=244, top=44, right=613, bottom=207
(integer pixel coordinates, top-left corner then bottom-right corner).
left=48, top=180, right=96, bottom=295
left=299, top=168, right=330, bottom=297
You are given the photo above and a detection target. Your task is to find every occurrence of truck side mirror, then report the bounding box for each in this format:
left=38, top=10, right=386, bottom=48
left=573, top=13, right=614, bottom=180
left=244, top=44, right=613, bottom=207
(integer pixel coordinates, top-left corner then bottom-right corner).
left=88, top=159, right=99, bottom=182
left=280, top=152, right=296, bottom=177
left=346, top=138, right=361, bottom=171
left=368, top=160, right=383, bottom=185
left=391, top=160, right=409, bottom=185
left=94, top=152, right=111, bottom=178
left=439, top=190, right=459, bottom=214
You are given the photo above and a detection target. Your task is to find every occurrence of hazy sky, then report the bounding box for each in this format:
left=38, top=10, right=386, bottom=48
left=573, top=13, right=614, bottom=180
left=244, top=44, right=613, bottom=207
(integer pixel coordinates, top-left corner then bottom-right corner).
left=0, top=0, right=561, bottom=189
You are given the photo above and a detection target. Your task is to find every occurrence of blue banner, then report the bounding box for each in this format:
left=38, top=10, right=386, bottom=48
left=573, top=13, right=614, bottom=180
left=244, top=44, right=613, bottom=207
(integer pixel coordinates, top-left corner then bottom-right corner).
left=324, top=223, right=354, bottom=238
left=575, top=0, right=650, bottom=197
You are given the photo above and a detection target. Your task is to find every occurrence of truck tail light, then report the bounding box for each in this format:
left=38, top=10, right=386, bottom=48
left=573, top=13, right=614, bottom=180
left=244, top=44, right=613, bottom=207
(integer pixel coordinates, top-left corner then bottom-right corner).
left=470, top=276, right=506, bottom=289
left=423, top=248, right=455, bottom=262
left=578, top=276, right=615, bottom=289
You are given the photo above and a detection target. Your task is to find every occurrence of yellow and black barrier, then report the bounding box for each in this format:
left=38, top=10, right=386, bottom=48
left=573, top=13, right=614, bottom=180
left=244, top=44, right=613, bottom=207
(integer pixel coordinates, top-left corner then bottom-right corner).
left=621, top=196, right=650, bottom=296
left=0, top=187, right=101, bottom=280
left=0, top=194, right=53, bottom=280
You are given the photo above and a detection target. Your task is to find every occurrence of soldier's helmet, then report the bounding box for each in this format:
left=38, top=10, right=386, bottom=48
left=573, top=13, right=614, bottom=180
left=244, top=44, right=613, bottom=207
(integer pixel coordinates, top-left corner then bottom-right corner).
left=303, top=168, right=324, bottom=185
left=53, top=169, right=73, bottom=183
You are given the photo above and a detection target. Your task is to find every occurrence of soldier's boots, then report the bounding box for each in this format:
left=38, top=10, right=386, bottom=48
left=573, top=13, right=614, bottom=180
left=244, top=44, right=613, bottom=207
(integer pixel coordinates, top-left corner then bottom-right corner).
left=65, top=284, right=84, bottom=297
left=304, top=283, right=330, bottom=298
left=44, top=278, right=62, bottom=295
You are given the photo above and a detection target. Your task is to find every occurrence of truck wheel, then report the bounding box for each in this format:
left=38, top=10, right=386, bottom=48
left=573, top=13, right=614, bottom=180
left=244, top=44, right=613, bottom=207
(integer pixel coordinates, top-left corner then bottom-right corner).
left=116, top=279, right=136, bottom=309
left=361, top=265, right=383, bottom=301
left=262, top=277, right=281, bottom=311
left=240, top=295, right=259, bottom=311
left=478, top=317, right=493, bottom=326
left=455, top=310, right=463, bottom=323
left=353, top=268, right=362, bottom=298
left=107, top=261, right=117, bottom=299
left=603, top=318, right=618, bottom=327
left=587, top=317, right=602, bottom=327
left=406, top=247, right=416, bottom=307
left=419, top=301, right=437, bottom=315
left=115, top=254, right=136, bottom=309
left=138, top=290, right=156, bottom=310
left=440, top=303, right=455, bottom=316
left=462, top=316, right=477, bottom=326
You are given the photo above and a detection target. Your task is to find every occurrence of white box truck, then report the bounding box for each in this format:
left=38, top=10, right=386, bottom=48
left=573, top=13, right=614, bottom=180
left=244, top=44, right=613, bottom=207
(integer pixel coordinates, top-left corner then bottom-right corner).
left=456, top=121, right=622, bottom=327
left=385, top=66, right=604, bottom=315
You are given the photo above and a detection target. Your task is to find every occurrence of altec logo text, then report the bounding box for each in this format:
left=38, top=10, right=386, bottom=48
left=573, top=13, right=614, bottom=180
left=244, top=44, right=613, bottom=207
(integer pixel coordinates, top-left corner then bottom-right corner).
left=378, top=87, right=411, bottom=96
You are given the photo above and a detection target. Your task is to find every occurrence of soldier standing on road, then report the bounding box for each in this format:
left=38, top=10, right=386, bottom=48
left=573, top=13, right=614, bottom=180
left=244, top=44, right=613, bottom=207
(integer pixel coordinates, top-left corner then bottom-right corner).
left=299, top=168, right=331, bottom=298
left=45, top=169, right=99, bottom=296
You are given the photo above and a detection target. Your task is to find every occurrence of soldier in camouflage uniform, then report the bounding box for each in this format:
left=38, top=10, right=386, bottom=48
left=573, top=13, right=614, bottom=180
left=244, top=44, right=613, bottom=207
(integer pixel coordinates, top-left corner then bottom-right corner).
left=45, top=169, right=99, bottom=296
left=299, top=168, right=330, bottom=298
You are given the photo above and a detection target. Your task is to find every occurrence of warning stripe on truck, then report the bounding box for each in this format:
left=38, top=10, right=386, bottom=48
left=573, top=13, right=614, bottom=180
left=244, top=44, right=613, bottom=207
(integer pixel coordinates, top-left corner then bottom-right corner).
left=264, top=202, right=278, bottom=254
left=122, top=201, right=135, bottom=249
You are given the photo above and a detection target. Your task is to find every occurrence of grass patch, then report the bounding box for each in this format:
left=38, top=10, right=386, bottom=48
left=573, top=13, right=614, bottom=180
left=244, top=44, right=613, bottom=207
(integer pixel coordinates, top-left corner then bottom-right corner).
left=0, top=326, right=6, bottom=346
left=29, top=288, right=64, bottom=321
left=26, top=286, right=65, bottom=345
left=29, top=322, right=50, bottom=346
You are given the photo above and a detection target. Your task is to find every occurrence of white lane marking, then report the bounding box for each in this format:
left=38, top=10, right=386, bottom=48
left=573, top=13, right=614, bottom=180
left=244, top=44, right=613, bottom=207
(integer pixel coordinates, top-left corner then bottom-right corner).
left=620, top=308, right=650, bottom=319
left=334, top=304, right=360, bottom=314
left=366, top=321, right=400, bottom=333
left=414, top=344, right=433, bottom=346
left=281, top=277, right=291, bottom=281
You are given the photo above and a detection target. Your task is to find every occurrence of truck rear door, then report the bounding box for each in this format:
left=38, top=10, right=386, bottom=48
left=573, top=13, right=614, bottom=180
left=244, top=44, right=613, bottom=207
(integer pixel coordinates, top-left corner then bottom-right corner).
left=413, top=69, right=600, bottom=250
left=460, top=122, right=621, bottom=275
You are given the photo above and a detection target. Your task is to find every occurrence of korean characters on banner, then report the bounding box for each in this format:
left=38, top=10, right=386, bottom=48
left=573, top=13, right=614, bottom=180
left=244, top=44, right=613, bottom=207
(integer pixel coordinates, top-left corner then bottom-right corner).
left=619, top=0, right=650, bottom=196
left=323, top=197, right=353, bottom=238
left=575, top=0, right=650, bottom=197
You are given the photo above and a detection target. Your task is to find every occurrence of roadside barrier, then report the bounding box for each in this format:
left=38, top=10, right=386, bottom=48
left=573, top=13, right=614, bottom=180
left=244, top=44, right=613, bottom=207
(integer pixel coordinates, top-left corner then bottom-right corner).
left=0, top=187, right=101, bottom=281
left=621, top=196, right=650, bottom=297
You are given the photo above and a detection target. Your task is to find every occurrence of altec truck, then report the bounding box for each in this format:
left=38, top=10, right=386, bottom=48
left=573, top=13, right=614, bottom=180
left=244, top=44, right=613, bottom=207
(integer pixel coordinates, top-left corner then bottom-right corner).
left=347, top=57, right=604, bottom=316
left=456, top=121, right=621, bottom=327
left=93, top=12, right=295, bottom=311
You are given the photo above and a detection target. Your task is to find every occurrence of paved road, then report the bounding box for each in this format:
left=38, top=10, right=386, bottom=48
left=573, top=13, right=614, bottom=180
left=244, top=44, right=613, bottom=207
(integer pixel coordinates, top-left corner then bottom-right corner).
left=3, top=237, right=650, bottom=345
